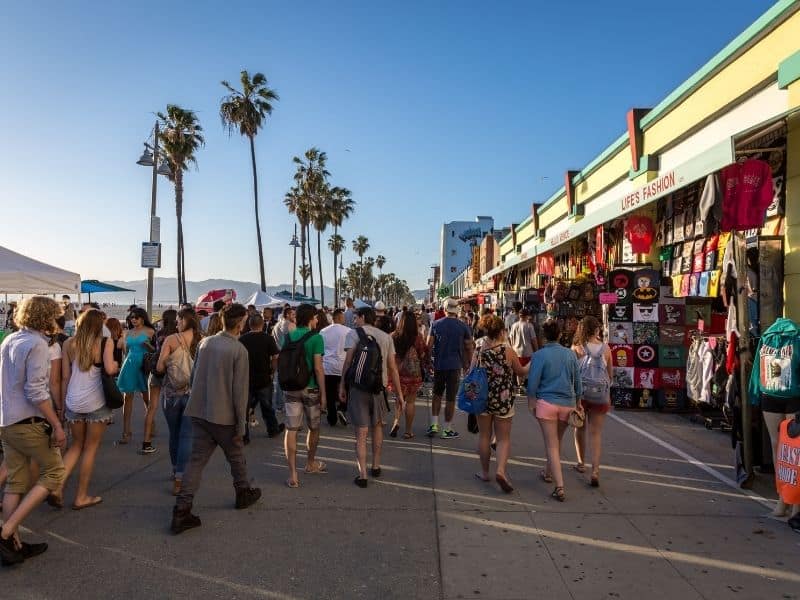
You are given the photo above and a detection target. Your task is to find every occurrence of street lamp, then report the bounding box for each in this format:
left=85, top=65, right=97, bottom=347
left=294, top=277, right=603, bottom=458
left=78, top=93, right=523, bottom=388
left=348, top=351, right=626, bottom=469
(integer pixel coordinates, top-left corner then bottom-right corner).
left=289, top=224, right=301, bottom=301
left=338, top=256, right=344, bottom=306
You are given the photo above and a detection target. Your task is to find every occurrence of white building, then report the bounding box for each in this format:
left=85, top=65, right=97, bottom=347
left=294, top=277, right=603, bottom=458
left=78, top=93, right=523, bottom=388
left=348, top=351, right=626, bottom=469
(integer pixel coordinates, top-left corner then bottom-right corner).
left=439, top=216, right=494, bottom=286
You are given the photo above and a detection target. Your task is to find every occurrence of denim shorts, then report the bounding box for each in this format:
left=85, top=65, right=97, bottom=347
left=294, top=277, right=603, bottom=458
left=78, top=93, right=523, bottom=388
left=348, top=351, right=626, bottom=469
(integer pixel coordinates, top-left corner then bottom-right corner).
left=65, top=404, right=113, bottom=424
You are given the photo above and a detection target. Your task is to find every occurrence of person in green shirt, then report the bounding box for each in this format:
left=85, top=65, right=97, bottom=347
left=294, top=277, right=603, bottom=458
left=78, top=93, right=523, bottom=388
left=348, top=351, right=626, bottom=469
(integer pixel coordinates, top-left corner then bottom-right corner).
left=283, top=304, right=327, bottom=488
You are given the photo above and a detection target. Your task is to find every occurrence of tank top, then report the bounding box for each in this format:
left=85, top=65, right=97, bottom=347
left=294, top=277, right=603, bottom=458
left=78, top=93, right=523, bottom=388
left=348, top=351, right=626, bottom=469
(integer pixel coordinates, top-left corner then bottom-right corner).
left=65, top=357, right=105, bottom=414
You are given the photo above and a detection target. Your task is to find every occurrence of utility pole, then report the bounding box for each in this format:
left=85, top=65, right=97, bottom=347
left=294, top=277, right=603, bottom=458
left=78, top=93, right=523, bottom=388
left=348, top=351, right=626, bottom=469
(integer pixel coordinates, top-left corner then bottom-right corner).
left=146, top=121, right=159, bottom=319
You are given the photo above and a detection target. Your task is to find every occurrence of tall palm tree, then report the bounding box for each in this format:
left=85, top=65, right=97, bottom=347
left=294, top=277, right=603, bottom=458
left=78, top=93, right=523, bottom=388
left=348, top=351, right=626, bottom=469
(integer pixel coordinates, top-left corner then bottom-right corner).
left=219, top=70, right=279, bottom=292
left=291, top=148, right=329, bottom=300
left=310, top=184, right=333, bottom=306
left=284, top=186, right=310, bottom=295
left=375, top=255, right=386, bottom=301
left=328, top=233, right=345, bottom=307
left=298, top=264, right=311, bottom=284
left=328, top=186, right=355, bottom=304
left=352, top=236, right=370, bottom=299
left=157, top=104, right=205, bottom=304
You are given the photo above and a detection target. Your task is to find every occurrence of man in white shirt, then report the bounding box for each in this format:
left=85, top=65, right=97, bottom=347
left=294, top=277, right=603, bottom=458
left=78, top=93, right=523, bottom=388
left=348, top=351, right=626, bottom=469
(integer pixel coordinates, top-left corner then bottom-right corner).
left=508, top=308, right=537, bottom=391
left=320, top=309, right=350, bottom=426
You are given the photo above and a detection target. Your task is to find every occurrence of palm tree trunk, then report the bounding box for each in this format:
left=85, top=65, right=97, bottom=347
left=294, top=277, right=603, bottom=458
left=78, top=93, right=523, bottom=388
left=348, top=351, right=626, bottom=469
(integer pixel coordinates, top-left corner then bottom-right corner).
left=316, top=228, right=325, bottom=306
left=175, top=172, right=184, bottom=304
left=300, top=220, right=307, bottom=295
left=249, top=136, right=267, bottom=292
left=332, top=225, right=338, bottom=307
left=307, top=222, right=315, bottom=300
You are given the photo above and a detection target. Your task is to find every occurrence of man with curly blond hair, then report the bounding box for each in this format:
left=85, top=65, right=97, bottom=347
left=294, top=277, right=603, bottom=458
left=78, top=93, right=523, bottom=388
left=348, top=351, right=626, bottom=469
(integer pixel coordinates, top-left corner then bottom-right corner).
left=0, top=296, right=67, bottom=566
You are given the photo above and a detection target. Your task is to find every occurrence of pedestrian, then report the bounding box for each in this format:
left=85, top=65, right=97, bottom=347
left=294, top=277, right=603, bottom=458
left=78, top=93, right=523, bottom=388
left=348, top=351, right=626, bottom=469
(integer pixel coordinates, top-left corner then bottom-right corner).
left=473, top=315, right=529, bottom=493
left=343, top=297, right=356, bottom=328
left=205, top=313, right=223, bottom=337
left=51, top=308, right=117, bottom=510
left=261, top=307, right=275, bottom=334
left=426, top=297, right=475, bottom=439
left=5, top=301, right=18, bottom=331
left=171, top=303, right=261, bottom=535
left=116, top=307, right=156, bottom=452
left=527, top=319, right=583, bottom=502
left=0, top=296, right=66, bottom=565
left=147, top=309, right=178, bottom=454
left=339, top=306, right=404, bottom=488
left=239, top=313, right=284, bottom=441
left=374, top=301, right=395, bottom=334
left=105, top=317, right=124, bottom=369
left=156, top=307, right=201, bottom=496
left=61, top=295, right=76, bottom=336
left=504, top=301, right=522, bottom=332
left=240, top=305, right=258, bottom=335
left=272, top=306, right=296, bottom=412
left=281, top=304, right=327, bottom=488
left=508, top=308, right=538, bottom=393
left=389, top=311, right=428, bottom=439
left=200, top=299, right=225, bottom=334
left=320, top=308, right=350, bottom=427
left=571, top=316, right=612, bottom=487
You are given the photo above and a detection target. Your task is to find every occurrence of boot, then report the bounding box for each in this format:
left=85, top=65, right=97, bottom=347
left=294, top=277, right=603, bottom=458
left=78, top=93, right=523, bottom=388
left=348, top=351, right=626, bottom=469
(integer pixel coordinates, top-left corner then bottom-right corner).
left=234, top=486, right=262, bottom=510
left=171, top=505, right=201, bottom=535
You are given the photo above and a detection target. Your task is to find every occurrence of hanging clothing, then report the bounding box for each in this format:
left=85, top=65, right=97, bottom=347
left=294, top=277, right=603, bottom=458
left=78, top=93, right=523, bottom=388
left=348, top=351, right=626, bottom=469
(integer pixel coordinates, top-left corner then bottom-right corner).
left=625, top=216, right=655, bottom=254
left=720, top=159, right=774, bottom=231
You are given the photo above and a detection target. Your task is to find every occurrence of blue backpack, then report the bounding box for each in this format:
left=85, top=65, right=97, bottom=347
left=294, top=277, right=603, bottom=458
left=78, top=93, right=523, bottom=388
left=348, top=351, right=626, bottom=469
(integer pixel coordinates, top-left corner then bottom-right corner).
left=457, top=352, right=488, bottom=415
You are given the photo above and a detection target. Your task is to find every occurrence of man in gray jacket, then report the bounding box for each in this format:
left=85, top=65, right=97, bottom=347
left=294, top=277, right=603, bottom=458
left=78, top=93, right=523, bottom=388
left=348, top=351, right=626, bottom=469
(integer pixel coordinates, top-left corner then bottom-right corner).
left=171, top=303, right=261, bottom=534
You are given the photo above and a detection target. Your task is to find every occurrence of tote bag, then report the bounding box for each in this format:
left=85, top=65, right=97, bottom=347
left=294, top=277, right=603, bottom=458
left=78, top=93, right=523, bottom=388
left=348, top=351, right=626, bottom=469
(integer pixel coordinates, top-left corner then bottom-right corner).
left=457, top=351, right=488, bottom=415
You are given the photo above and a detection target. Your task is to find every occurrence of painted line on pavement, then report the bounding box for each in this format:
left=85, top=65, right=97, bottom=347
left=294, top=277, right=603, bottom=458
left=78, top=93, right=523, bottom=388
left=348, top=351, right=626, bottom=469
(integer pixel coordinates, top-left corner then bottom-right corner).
left=609, top=413, right=773, bottom=510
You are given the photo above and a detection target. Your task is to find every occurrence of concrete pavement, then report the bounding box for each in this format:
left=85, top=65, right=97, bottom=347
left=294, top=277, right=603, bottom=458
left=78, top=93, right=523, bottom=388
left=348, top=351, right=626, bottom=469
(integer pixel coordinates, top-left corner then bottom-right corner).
left=3, top=392, right=799, bottom=600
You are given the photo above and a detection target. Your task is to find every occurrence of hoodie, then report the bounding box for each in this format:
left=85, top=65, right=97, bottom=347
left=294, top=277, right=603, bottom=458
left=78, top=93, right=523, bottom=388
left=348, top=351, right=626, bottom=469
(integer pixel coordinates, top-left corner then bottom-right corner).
left=749, top=318, right=800, bottom=403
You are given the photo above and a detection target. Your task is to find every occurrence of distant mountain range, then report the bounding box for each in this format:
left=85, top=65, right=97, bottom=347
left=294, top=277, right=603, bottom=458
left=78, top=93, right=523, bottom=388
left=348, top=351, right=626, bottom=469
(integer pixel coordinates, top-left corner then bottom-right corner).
left=90, top=277, right=428, bottom=306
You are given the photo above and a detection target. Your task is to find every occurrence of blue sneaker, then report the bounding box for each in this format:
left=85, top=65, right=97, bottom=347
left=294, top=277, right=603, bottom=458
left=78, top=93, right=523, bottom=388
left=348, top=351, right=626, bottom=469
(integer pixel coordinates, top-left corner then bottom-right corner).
left=441, top=429, right=460, bottom=439
left=426, top=424, right=440, bottom=437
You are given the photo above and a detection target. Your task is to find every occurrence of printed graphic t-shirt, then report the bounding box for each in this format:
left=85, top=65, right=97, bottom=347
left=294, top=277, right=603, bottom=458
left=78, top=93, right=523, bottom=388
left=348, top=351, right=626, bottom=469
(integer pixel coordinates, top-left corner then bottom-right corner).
left=720, top=159, right=774, bottom=231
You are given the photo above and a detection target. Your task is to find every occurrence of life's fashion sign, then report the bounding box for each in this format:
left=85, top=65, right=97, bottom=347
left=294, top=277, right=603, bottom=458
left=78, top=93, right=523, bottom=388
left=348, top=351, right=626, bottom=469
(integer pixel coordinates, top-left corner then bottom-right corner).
left=620, top=172, right=676, bottom=211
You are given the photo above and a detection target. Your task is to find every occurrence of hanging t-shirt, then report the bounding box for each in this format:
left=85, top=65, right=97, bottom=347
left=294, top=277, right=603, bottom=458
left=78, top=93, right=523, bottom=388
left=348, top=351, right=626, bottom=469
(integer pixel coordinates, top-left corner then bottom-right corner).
left=659, top=368, right=684, bottom=389
left=659, top=303, right=685, bottom=326
left=635, top=368, right=658, bottom=389
left=610, top=344, right=634, bottom=368
left=633, top=303, right=659, bottom=323
left=612, top=367, right=635, bottom=388
left=660, top=325, right=687, bottom=346
left=609, top=323, right=634, bottom=345
left=612, top=387, right=635, bottom=407
left=720, top=159, right=774, bottom=231
left=609, top=303, right=633, bottom=322
left=634, top=344, right=658, bottom=368
left=632, top=269, right=660, bottom=303
left=609, top=268, right=635, bottom=305
left=659, top=345, right=686, bottom=368
left=633, top=323, right=659, bottom=345
left=625, top=216, right=655, bottom=254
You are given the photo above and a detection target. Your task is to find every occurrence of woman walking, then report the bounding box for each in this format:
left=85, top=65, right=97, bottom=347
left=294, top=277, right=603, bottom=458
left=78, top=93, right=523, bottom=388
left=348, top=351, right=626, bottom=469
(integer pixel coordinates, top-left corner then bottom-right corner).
left=473, top=315, right=529, bottom=492
left=117, top=307, right=155, bottom=452
left=156, top=308, right=201, bottom=495
left=389, top=311, right=429, bottom=438
left=571, top=316, right=612, bottom=487
left=527, top=319, right=583, bottom=502
left=147, top=310, right=178, bottom=450
left=53, top=309, right=117, bottom=509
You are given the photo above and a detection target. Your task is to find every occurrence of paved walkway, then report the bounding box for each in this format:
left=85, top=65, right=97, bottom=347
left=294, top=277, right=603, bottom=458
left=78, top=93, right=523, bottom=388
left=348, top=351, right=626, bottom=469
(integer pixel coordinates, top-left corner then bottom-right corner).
left=4, top=393, right=799, bottom=600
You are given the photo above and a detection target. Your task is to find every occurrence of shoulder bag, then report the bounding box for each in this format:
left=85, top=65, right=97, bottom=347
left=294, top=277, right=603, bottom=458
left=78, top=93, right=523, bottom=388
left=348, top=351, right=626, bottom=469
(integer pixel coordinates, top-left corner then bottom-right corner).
left=99, top=338, right=124, bottom=409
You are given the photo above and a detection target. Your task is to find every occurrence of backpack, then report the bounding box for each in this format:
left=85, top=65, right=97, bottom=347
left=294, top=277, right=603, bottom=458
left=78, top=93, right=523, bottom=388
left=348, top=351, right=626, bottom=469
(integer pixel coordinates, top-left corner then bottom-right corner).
left=278, top=331, right=315, bottom=391
left=398, top=344, right=422, bottom=381
left=579, top=343, right=610, bottom=404
left=346, top=327, right=384, bottom=393
left=166, top=334, right=194, bottom=392
left=749, top=318, right=800, bottom=401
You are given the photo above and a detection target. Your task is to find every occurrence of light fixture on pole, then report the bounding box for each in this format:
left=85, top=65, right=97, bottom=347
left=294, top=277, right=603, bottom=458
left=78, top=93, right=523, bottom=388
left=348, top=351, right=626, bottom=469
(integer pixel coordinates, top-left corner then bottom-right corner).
left=289, top=224, right=301, bottom=301
left=157, top=160, right=172, bottom=177
left=136, top=123, right=160, bottom=319
left=136, top=145, right=154, bottom=167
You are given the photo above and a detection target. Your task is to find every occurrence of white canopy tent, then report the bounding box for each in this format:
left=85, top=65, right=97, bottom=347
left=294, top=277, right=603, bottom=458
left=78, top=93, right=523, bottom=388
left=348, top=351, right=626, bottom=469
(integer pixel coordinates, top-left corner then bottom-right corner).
left=0, top=246, right=81, bottom=295
left=242, top=290, right=299, bottom=309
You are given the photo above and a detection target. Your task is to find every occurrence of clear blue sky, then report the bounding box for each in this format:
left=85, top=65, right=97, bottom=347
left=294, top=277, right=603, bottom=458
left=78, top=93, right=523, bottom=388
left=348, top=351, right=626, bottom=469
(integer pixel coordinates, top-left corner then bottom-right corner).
left=0, top=0, right=775, bottom=291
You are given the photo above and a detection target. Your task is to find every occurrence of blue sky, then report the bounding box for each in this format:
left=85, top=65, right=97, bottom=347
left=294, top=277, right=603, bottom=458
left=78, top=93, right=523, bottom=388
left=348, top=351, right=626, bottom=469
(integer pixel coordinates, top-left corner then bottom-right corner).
left=0, top=0, right=774, bottom=291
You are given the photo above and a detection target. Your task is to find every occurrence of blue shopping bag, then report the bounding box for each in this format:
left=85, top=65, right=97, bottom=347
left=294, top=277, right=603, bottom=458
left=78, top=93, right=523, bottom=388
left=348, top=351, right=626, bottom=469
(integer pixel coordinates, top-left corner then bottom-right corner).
left=457, top=363, right=488, bottom=415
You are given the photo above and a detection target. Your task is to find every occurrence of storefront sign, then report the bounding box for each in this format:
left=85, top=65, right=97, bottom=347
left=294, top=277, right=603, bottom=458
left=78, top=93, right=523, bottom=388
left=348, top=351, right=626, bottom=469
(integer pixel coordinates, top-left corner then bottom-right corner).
left=619, top=171, right=676, bottom=211
left=599, top=292, right=619, bottom=304
left=548, top=229, right=572, bottom=247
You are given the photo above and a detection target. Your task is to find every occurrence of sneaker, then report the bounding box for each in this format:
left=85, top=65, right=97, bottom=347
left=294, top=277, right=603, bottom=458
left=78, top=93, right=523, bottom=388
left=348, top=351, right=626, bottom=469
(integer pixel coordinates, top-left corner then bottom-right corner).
left=249, top=417, right=259, bottom=427
left=0, top=535, right=24, bottom=566
left=171, top=506, right=201, bottom=535
left=337, top=410, right=348, bottom=426
left=235, top=486, right=262, bottom=510
left=139, top=442, right=157, bottom=455
left=426, top=424, right=440, bottom=437
left=441, top=429, right=460, bottom=439
left=18, top=541, right=48, bottom=561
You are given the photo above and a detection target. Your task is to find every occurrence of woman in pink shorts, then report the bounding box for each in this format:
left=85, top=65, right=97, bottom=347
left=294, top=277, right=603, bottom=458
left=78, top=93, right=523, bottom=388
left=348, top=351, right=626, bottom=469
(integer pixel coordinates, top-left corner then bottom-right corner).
left=527, top=319, right=583, bottom=502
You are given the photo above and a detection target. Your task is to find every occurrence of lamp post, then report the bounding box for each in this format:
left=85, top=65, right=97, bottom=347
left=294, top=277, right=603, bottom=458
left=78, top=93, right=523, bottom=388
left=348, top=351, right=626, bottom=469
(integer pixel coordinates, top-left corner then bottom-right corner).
left=289, top=224, right=301, bottom=301
left=338, top=256, right=344, bottom=306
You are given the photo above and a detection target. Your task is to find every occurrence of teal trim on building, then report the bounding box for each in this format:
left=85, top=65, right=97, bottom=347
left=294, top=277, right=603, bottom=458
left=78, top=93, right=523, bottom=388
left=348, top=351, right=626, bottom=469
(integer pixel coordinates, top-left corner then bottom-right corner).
left=778, top=50, right=800, bottom=89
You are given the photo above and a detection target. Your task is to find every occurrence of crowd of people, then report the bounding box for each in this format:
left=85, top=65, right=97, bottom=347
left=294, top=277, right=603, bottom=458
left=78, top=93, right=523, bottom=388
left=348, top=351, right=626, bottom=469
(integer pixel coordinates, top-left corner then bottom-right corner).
left=0, top=293, right=614, bottom=565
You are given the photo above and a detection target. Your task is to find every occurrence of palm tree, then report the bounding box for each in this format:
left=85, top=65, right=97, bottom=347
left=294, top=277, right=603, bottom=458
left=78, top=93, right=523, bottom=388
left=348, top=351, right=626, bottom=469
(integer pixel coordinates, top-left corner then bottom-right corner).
left=328, top=186, right=355, bottom=305
left=310, top=184, right=333, bottom=306
left=284, top=186, right=310, bottom=295
left=352, top=235, right=370, bottom=298
left=375, top=255, right=386, bottom=300
left=291, top=148, right=329, bottom=300
left=298, top=264, right=311, bottom=289
left=219, top=70, right=279, bottom=292
left=157, top=104, right=205, bottom=304
left=328, top=233, right=345, bottom=307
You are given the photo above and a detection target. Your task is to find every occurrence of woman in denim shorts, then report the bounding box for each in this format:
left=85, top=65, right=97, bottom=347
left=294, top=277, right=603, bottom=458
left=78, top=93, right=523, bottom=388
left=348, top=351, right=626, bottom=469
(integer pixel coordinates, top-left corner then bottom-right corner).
left=51, top=309, right=118, bottom=510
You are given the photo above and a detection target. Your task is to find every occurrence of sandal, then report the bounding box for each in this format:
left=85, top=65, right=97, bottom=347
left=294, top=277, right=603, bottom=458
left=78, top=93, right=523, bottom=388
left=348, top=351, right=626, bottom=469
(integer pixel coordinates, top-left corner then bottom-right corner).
left=46, top=493, right=64, bottom=510
left=495, top=473, right=514, bottom=494
left=539, top=470, right=553, bottom=484
left=117, top=432, right=132, bottom=445
left=285, top=479, right=300, bottom=488
left=474, top=472, right=490, bottom=482
left=403, top=432, right=415, bottom=439
left=304, top=461, right=328, bottom=474
left=590, top=473, right=600, bottom=487
left=551, top=486, right=566, bottom=502
left=72, top=497, right=103, bottom=511
left=354, top=476, right=368, bottom=488
left=370, top=467, right=382, bottom=478
left=573, top=463, right=586, bottom=473
left=389, top=423, right=399, bottom=438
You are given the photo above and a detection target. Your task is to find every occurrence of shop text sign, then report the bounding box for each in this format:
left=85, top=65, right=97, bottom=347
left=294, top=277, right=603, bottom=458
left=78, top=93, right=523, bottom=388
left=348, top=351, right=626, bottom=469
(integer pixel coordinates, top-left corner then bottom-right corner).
left=548, top=229, right=572, bottom=247
left=599, top=292, right=619, bottom=304
left=620, top=171, right=676, bottom=212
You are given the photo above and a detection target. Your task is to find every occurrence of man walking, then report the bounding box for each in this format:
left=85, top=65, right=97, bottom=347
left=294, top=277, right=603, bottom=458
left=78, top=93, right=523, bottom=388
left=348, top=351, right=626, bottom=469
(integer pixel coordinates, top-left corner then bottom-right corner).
left=320, top=309, right=350, bottom=426
left=339, top=306, right=404, bottom=487
left=239, top=313, right=284, bottom=441
left=282, top=304, right=327, bottom=488
left=0, top=296, right=67, bottom=565
left=504, top=301, right=522, bottom=332
left=171, top=303, right=261, bottom=535
left=426, top=298, right=474, bottom=439
left=509, top=308, right=538, bottom=392
left=272, top=306, right=296, bottom=412
left=343, top=297, right=356, bottom=328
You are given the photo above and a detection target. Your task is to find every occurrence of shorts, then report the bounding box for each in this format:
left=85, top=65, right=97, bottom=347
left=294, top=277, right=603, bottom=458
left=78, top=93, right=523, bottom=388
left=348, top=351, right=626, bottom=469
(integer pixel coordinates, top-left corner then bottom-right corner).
left=580, top=399, right=611, bottom=414
left=148, top=372, right=165, bottom=388
left=348, top=387, right=389, bottom=428
left=518, top=357, right=531, bottom=367
left=284, top=388, right=321, bottom=431
left=65, top=404, right=113, bottom=424
left=761, top=394, right=800, bottom=414
left=433, top=369, right=460, bottom=404
left=534, top=399, right=574, bottom=422
left=0, top=421, right=65, bottom=494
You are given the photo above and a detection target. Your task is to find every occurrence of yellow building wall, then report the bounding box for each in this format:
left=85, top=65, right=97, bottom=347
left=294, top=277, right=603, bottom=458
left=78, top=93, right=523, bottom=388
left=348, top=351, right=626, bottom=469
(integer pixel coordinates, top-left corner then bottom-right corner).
left=574, top=147, right=631, bottom=204
left=539, top=197, right=568, bottom=229
left=783, top=103, right=800, bottom=320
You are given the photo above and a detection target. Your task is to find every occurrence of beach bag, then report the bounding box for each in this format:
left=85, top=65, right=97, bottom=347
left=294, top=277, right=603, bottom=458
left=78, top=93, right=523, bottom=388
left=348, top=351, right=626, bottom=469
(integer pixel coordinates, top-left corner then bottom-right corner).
left=345, top=328, right=384, bottom=393
left=99, top=338, right=124, bottom=409
left=166, top=334, right=193, bottom=392
left=278, top=331, right=315, bottom=391
left=398, top=344, right=422, bottom=381
left=580, top=344, right=610, bottom=404
left=457, top=352, right=488, bottom=415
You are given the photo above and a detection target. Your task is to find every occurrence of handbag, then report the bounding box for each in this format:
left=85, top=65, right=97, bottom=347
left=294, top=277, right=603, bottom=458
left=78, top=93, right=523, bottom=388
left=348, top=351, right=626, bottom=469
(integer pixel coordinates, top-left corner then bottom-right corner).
left=456, top=350, right=488, bottom=415
left=166, top=334, right=194, bottom=392
left=99, top=338, right=124, bottom=409
left=568, top=407, right=585, bottom=428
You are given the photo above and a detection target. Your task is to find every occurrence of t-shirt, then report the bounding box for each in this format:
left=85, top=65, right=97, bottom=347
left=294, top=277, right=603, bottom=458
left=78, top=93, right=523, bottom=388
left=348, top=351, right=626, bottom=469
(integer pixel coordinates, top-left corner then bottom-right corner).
left=239, top=331, right=279, bottom=391
left=287, top=327, right=324, bottom=389
left=320, top=323, right=350, bottom=376
left=429, top=316, right=473, bottom=371
left=344, top=324, right=395, bottom=388
left=343, top=308, right=356, bottom=329
left=625, top=215, right=655, bottom=254
left=509, top=320, right=537, bottom=357
left=720, top=159, right=773, bottom=231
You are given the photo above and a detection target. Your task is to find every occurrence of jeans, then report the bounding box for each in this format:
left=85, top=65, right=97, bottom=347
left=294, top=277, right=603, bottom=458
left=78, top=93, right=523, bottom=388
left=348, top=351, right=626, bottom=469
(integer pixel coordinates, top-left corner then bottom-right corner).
left=273, top=373, right=285, bottom=411
left=324, top=374, right=342, bottom=426
left=176, top=418, right=249, bottom=510
left=247, top=384, right=279, bottom=436
left=162, top=393, right=193, bottom=479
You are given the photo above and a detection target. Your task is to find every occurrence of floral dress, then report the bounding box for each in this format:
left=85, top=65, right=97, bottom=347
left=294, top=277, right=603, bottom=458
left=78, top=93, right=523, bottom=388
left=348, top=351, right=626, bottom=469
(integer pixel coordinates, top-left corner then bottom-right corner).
left=482, top=344, right=515, bottom=417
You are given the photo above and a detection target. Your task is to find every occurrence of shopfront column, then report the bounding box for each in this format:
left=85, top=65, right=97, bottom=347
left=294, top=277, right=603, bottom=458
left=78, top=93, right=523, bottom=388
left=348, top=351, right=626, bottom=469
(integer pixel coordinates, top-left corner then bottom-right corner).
left=779, top=51, right=800, bottom=319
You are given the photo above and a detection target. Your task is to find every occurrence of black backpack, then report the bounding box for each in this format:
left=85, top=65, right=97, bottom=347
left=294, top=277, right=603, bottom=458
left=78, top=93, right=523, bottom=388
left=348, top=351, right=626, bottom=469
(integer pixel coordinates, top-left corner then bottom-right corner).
left=277, top=331, right=315, bottom=391
left=346, top=327, right=384, bottom=393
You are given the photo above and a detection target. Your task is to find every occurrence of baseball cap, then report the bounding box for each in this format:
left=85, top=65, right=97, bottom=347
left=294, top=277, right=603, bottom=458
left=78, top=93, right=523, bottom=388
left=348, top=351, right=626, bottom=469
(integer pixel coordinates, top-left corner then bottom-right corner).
left=374, top=301, right=386, bottom=311
left=444, top=297, right=459, bottom=314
